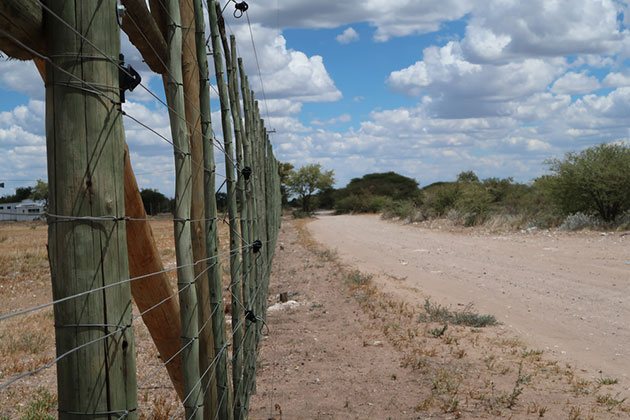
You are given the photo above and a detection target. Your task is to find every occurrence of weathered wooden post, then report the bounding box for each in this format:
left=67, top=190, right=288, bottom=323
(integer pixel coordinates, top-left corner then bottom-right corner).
left=44, top=0, right=137, bottom=417
left=192, top=0, right=229, bottom=417
left=222, top=33, right=257, bottom=415
left=124, top=147, right=185, bottom=400
left=208, top=1, right=244, bottom=418
left=237, top=69, right=261, bottom=404
left=163, top=0, right=202, bottom=417
left=180, top=0, right=218, bottom=415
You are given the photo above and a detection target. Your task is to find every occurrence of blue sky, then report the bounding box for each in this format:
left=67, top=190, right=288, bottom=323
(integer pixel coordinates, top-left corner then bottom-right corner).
left=1, top=0, right=630, bottom=197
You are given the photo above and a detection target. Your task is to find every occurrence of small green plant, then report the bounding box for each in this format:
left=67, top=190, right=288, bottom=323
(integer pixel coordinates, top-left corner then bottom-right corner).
left=314, top=248, right=337, bottom=261
left=568, top=406, right=582, bottom=420
left=20, top=388, right=56, bottom=420
left=521, top=348, right=544, bottom=360
left=596, top=376, right=619, bottom=386
left=345, top=270, right=372, bottom=286
left=596, top=393, right=626, bottom=410
left=429, top=325, right=448, bottom=338
left=419, top=299, right=498, bottom=327
left=505, top=362, right=531, bottom=409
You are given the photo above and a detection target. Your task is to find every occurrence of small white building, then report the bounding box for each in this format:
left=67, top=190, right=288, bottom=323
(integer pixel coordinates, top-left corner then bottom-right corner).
left=0, top=199, right=46, bottom=221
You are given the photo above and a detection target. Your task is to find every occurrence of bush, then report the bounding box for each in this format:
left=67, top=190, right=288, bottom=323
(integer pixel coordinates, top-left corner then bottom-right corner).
left=334, top=194, right=393, bottom=214
left=422, top=183, right=460, bottom=216
left=454, top=183, right=493, bottom=226
left=545, top=143, right=630, bottom=222
left=291, top=209, right=311, bottom=219
left=418, top=299, right=498, bottom=328
left=559, top=212, right=601, bottom=231
left=381, top=200, right=423, bottom=222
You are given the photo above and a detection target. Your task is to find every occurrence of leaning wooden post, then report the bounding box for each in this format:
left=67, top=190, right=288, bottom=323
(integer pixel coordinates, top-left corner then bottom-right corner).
left=124, top=147, right=185, bottom=400
left=192, top=0, right=230, bottom=417
left=208, top=2, right=244, bottom=418
left=163, top=0, right=202, bottom=417
left=45, top=0, right=137, bottom=417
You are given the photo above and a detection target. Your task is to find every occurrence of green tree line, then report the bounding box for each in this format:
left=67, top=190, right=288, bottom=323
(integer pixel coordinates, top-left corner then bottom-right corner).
left=282, top=143, right=630, bottom=230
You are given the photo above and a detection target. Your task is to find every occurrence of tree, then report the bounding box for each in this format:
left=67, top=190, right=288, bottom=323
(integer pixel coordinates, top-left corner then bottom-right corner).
left=278, top=162, right=294, bottom=206
left=343, top=172, right=421, bottom=202
left=456, top=170, right=480, bottom=183
left=0, top=186, right=33, bottom=203
left=140, top=188, right=171, bottom=215
left=31, top=179, right=49, bottom=207
left=286, top=164, right=335, bottom=212
left=545, top=143, right=630, bottom=222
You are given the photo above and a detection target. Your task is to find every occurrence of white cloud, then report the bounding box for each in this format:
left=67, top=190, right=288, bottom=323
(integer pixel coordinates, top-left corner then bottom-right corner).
left=387, top=41, right=565, bottom=118
left=336, top=27, right=359, bottom=44
left=0, top=60, right=43, bottom=99
left=566, top=87, right=630, bottom=128
left=551, top=71, right=601, bottom=95
left=311, top=113, right=352, bottom=126
left=603, top=71, right=630, bottom=87
left=246, top=0, right=473, bottom=41
left=461, top=0, right=626, bottom=61
left=226, top=24, right=341, bottom=103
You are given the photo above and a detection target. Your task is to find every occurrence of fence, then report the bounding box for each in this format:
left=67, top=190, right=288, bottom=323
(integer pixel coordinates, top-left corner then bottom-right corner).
left=0, top=1, right=281, bottom=419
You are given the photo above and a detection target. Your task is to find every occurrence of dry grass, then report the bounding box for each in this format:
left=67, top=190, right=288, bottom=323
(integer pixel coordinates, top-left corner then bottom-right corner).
left=0, top=218, right=235, bottom=418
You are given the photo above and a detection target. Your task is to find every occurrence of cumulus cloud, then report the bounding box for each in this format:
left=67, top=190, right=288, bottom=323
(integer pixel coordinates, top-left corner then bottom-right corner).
left=551, top=71, right=601, bottom=95
left=603, top=71, right=630, bottom=87
left=0, top=60, right=44, bottom=99
left=226, top=24, right=341, bottom=103
left=245, top=0, right=473, bottom=41
left=336, top=27, right=359, bottom=44
left=461, top=0, right=626, bottom=62
left=387, top=41, right=565, bottom=118
left=311, top=113, right=352, bottom=126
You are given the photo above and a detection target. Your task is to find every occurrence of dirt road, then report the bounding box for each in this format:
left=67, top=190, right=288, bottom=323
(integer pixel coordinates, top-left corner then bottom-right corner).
left=309, top=214, right=630, bottom=380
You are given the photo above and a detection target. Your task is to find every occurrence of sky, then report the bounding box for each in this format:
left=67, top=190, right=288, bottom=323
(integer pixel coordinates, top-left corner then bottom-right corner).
left=1, top=0, right=629, bottom=197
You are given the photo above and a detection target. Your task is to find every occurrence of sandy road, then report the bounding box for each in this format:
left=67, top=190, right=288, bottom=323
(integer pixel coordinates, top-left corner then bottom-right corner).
left=309, top=214, right=630, bottom=380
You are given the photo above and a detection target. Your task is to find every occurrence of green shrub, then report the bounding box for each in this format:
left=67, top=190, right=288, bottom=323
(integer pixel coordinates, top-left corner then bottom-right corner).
left=291, top=209, right=311, bottom=219
left=559, top=212, right=601, bottom=231
left=454, top=183, right=493, bottom=226
left=544, top=143, right=630, bottom=222
left=20, top=388, right=56, bottom=420
left=381, top=200, right=422, bottom=222
left=419, top=299, right=498, bottom=328
left=334, top=194, right=393, bottom=214
left=422, top=183, right=460, bottom=216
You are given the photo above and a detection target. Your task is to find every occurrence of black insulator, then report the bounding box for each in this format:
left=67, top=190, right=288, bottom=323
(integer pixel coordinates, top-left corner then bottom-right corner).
left=119, top=53, right=141, bottom=103
left=252, top=239, right=263, bottom=253
left=233, top=1, right=248, bottom=18
left=245, top=309, right=257, bottom=323
left=241, top=166, right=252, bottom=180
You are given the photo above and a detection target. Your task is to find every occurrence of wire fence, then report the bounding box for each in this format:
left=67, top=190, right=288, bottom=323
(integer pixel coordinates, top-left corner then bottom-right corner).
left=0, top=1, right=281, bottom=419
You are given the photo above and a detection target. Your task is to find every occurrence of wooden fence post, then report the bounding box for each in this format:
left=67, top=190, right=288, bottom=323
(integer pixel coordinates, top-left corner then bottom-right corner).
left=236, top=60, right=259, bottom=412
left=44, top=0, right=137, bottom=417
left=163, top=0, right=202, bottom=417
left=180, top=0, right=218, bottom=415
left=192, top=0, right=230, bottom=417
left=208, top=2, right=244, bottom=418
